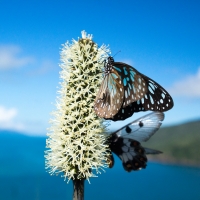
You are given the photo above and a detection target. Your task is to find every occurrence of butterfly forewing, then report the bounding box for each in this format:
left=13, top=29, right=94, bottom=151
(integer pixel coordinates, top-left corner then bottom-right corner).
left=94, top=70, right=124, bottom=118
left=108, top=112, right=164, bottom=171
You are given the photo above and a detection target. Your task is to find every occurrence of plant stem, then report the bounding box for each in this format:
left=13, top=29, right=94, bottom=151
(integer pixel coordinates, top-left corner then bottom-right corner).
left=72, top=178, right=85, bottom=200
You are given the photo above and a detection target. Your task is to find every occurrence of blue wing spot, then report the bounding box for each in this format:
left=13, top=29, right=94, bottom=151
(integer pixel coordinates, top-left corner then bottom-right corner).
left=130, top=75, right=134, bottom=81
left=111, top=73, right=118, bottom=79
left=123, top=78, right=127, bottom=86
left=123, top=67, right=128, bottom=75
left=130, top=71, right=135, bottom=76
left=113, top=66, right=122, bottom=72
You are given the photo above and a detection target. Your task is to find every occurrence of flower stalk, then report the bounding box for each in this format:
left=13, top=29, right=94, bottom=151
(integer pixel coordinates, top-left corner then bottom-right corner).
left=45, top=30, right=110, bottom=191
left=73, top=179, right=84, bottom=200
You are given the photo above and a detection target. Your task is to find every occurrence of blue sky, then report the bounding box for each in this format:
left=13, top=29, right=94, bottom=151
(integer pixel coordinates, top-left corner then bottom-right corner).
left=0, top=0, right=200, bottom=136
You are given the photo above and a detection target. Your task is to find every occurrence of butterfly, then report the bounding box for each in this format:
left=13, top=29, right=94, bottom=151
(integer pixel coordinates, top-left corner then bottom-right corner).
left=107, top=111, right=164, bottom=172
left=94, top=56, right=174, bottom=121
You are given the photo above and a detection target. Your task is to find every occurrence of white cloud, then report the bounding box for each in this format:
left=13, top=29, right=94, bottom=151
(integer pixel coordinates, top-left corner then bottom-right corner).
left=0, top=45, right=34, bottom=70
left=0, top=105, right=47, bottom=136
left=0, top=106, right=25, bottom=131
left=0, top=106, right=17, bottom=122
left=169, top=67, right=200, bottom=98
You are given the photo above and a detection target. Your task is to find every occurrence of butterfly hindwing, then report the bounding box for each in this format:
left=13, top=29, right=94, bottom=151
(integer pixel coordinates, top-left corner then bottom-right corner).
left=108, top=112, right=164, bottom=171
left=94, top=69, right=124, bottom=118
left=108, top=135, right=147, bottom=171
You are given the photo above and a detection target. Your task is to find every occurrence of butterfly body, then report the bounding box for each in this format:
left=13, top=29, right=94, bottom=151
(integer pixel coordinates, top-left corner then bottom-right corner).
left=107, top=112, right=164, bottom=172
left=94, top=56, right=174, bottom=120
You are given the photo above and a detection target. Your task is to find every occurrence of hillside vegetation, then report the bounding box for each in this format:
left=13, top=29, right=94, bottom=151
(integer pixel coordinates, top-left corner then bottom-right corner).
left=144, top=119, right=200, bottom=166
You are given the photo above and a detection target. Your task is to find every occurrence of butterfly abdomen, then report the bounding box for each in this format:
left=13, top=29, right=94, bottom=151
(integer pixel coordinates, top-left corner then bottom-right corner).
left=107, top=154, right=114, bottom=168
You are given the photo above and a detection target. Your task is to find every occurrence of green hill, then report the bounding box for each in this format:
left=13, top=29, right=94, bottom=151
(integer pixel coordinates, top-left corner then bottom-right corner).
left=144, top=119, right=200, bottom=166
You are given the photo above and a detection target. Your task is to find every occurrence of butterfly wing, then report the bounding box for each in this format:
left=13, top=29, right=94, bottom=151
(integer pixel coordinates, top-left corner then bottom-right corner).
left=94, top=59, right=173, bottom=120
left=144, top=148, right=162, bottom=154
left=94, top=70, right=125, bottom=118
left=94, top=61, right=148, bottom=119
left=107, top=62, right=173, bottom=121
left=108, top=112, right=164, bottom=171
left=108, top=136, right=147, bottom=171
left=133, top=73, right=174, bottom=111
left=115, top=111, right=164, bottom=142
left=107, top=101, right=144, bottom=121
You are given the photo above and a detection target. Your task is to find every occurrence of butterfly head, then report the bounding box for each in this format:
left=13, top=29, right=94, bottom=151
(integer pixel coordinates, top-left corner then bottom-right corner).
left=107, top=56, right=114, bottom=64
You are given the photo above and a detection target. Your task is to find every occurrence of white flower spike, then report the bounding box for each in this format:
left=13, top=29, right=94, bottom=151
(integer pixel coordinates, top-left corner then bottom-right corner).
left=45, top=31, right=110, bottom=182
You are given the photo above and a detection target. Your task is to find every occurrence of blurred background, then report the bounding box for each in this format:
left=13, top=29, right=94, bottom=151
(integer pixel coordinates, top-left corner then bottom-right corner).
left=0, top=0, right=200, bottom=199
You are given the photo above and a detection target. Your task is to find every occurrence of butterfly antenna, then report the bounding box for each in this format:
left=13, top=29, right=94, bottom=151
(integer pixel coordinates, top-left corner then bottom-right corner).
left=112, top=50, right=121, bottom=58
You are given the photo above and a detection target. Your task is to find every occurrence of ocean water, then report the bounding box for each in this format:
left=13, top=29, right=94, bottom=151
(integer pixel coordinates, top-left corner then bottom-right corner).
left=0, top=162, right=200, bottom=200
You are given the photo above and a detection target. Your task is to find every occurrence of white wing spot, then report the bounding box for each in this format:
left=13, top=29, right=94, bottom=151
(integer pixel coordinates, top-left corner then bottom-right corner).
left=150, top=95, right=154, bottom=104
left=122, top=146, right=129, bottom=152
left=149, top=86, right=154, bottom=94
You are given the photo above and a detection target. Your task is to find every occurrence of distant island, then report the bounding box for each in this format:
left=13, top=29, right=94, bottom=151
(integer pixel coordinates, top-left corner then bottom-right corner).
left=144, top=119, right=200, bottom=168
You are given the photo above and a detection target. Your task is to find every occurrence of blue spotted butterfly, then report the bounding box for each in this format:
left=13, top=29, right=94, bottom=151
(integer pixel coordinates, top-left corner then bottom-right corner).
left=107, top=112, right=164, bottom=171
left=94, top=56, right=173, bottom=120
